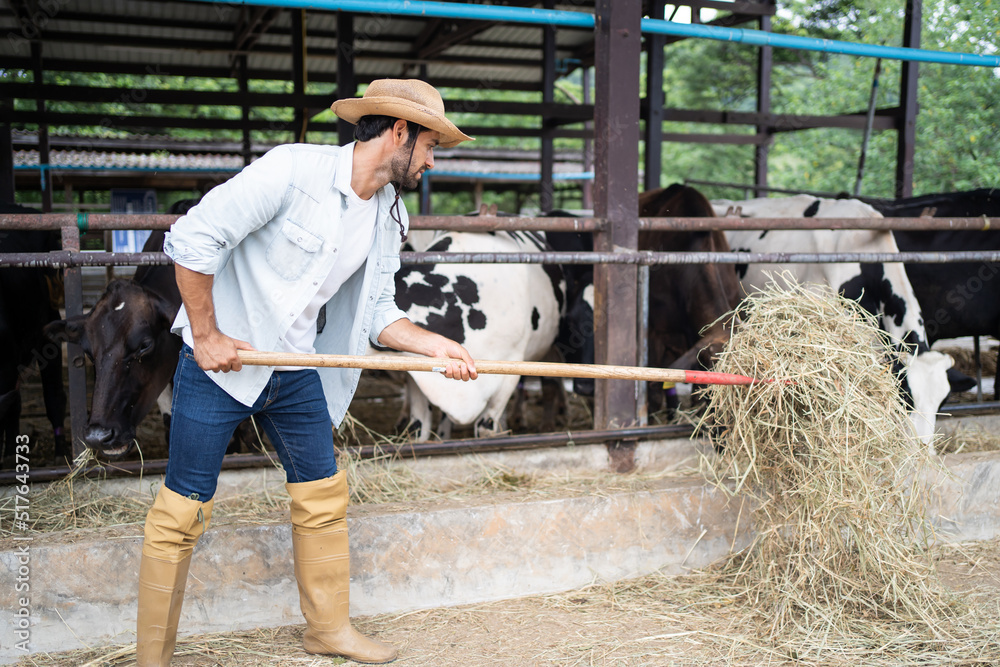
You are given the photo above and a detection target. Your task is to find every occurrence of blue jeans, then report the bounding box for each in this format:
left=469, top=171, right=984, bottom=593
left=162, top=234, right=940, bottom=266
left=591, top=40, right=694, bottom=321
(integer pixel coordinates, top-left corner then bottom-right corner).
left=164, top=345, right=337, bottom=501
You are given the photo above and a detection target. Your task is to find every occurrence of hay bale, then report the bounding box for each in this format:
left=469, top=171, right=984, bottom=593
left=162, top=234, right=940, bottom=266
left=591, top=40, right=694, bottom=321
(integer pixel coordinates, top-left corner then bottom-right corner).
left=697, top=274, right=959, bottom=641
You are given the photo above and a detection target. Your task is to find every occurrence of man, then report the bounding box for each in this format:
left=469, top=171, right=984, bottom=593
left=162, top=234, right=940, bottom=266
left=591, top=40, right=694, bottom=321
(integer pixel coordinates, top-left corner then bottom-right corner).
left=136, top=79, right=476, bottom=666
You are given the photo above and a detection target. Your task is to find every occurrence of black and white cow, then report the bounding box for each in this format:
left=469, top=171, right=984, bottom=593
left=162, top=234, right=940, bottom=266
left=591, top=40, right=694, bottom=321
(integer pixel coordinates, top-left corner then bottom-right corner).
left=867, top=188, right=1000, bottom=396
left=715, top=194, right=953, bottom=450
left=391, top=228, right=564, bottom=441
left=0, top=202, right=68, bottom=465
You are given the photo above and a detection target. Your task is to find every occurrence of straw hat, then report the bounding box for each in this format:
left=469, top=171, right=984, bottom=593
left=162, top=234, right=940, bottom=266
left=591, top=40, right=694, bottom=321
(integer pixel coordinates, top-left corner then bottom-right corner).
left=330, top=79, right=473, bottom=148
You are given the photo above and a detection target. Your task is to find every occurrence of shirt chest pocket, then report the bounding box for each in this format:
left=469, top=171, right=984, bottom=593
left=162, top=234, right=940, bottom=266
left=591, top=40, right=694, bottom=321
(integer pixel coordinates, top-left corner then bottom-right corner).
left=266, top=219, right=323, bottom=281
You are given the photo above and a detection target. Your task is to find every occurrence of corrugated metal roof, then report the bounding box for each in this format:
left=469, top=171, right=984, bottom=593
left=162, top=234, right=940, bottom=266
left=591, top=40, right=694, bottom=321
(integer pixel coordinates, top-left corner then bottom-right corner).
left=3, top=0, right=625, bottom=187
left=3, top=0, right=598, bottom=85
left=14, top=148, right=586, bottom=181
left=15, top=149, right=246, bottom=170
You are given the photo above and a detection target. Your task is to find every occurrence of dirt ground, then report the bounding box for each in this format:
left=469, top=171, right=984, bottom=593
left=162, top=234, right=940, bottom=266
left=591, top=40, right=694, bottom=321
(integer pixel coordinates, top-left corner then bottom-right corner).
left=18, top=537, right=1000, bottom=667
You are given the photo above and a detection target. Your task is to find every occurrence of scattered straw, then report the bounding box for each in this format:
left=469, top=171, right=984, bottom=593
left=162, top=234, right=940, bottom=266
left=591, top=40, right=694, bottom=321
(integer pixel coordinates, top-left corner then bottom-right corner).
left=0, top=449, right=153, bottom=537
left=30, top=539, right=1000, bottom=666
left=691, top=273, right=998, bottom=662
left=937, top=424, right=1000, bottom=455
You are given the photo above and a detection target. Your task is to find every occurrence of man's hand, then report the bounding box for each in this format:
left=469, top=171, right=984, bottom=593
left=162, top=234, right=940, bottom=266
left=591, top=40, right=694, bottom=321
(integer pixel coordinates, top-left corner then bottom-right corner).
left=377, top=318, right=478, bottom=381
left=193, top=330, right=256, bottom=373
left=426, top=336, right=478, bottom=382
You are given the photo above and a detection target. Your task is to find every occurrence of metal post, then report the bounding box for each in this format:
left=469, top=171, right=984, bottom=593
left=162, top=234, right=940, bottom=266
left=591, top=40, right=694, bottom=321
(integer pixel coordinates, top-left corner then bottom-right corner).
left=239, top=54, right=252, bottom=166
left=643, top=0, right=666, bottom=192
left=593, top=0, right=641, bottom=471
left=539, top=0, right=556, bottom=213
left=32, top=42, right=52, bottom=212
left=0, top=115, right=13, bottom=204
left=420, top=172, right=431, bottom=214
left=975, top=335, right=983, bottom=403
left=637, top=264, right=649, bottom=426
left=896, top=0, right=921, bottom=199
left=854, top=58, right=882, bottom=197
left=754, top=10, right=773, bottom=198
left=291, top=8, right=307, bottom=143
left=61, top=224, right=88, bottom=458
left=581, top=67, right=593, bottom=210
left=337, top=11, right=357, bottom=146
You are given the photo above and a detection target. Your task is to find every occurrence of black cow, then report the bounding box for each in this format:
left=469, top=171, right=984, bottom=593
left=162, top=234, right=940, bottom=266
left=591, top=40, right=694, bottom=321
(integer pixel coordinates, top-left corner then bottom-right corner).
left=45, top=229, right=183, bottom=458
left=869, top=188, right=1000, bottom=396
left=0, top=202, right=68, bottom=465
left=45, top=201, right=256, bottom=459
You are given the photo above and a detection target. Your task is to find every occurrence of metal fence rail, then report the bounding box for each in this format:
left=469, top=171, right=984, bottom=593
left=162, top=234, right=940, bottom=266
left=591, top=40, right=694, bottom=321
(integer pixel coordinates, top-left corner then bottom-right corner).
left=1, top=212, right=998, bottom=467
left=3, top=214, right=999, bottom=233
left=5, top=250, right=1000, bottom=269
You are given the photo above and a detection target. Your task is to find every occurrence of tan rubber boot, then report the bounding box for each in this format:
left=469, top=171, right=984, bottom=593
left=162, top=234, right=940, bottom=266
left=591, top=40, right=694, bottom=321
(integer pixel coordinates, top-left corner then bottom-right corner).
left=287, top=472, right=397, bottom=664
left=136, top=486, right=213, bottom=667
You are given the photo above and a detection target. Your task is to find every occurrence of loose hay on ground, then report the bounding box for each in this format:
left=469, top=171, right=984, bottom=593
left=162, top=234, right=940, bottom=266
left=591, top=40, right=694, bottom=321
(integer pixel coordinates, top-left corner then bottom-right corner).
left=25, top=539, right=1000, bottom=666
left=937, top=423, right=1000, bottom=455
left=693, top=274, right=999, bottom=663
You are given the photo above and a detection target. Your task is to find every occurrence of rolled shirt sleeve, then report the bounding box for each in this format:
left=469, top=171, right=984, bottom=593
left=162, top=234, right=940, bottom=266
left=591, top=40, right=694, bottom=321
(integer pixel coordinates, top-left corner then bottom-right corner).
left=164, top=146, right=294, bottom=275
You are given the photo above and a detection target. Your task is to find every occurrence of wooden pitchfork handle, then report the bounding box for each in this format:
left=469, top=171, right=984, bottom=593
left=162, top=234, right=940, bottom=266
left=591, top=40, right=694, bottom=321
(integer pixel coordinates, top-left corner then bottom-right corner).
left=236, top=350, right=764, bottom=386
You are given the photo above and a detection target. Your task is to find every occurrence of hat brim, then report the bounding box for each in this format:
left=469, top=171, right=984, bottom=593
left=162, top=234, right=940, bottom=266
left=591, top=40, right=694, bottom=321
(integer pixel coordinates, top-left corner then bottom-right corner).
left=331, top=96, right=473, bottom=148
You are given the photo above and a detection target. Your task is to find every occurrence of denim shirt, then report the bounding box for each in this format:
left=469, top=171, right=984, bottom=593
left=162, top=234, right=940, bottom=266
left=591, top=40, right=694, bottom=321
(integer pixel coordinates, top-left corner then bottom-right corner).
left=164, top=143, right=408, bottom=426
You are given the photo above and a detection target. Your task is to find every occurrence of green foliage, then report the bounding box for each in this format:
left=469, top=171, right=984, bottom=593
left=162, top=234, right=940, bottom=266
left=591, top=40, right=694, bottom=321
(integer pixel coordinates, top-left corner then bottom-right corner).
left=649, top=0, right=998, bottom=199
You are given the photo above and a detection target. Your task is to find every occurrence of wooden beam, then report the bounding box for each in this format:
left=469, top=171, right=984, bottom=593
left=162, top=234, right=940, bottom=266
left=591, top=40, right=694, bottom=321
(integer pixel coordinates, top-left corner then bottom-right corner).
left=659, top=132, right=769, bottom=144
left=418, top=20, right=499, bottom=60
left=6, top=111, right=594, bottom=139
left=679, top=0, right=776, bottom=15
left=0, top=58, right=544, bottom=91
left=1, top=84, right=598, bottom=120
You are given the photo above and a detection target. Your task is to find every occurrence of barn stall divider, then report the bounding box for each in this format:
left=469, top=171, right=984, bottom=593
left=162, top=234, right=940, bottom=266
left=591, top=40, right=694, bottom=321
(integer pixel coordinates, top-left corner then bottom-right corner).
left=0, top=210, right=998, bottom=485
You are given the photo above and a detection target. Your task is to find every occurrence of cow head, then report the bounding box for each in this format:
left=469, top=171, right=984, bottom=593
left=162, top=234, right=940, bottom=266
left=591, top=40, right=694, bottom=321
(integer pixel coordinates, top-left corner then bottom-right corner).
left=44, top=280, right=181, bottom=459
left=898, top=350, right=954, bottom=452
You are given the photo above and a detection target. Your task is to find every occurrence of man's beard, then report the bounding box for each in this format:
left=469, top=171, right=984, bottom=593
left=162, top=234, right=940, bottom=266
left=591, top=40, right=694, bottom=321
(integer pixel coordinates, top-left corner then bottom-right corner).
left=390, top=144, right=421, bottom=190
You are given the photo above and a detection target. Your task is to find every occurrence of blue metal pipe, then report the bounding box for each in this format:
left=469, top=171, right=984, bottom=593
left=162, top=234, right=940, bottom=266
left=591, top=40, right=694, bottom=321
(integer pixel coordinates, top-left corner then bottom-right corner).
left=428, top=170, right=594, bottom=181
left=182, top=0, right=594, bottom=28
left=640, top=19, right=1000, bottom=67
left=185, top=0, right=1000, bottom=68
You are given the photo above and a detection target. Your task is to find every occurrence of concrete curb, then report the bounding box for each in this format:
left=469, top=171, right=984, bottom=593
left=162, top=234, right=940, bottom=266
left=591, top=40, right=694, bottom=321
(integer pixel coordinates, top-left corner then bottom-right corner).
left=1, top=442, right=998, bottom=663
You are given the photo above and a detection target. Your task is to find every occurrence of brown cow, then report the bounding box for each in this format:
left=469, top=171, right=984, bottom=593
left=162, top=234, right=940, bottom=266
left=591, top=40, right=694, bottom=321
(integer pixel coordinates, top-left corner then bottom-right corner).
left=549, top=183, right=740, bottom=418
left=639, top=184, right=740, bottom=414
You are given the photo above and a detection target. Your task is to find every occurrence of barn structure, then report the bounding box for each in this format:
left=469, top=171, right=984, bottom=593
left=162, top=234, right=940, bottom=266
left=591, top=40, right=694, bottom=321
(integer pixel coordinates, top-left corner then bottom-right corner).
left=1, top=0, right=998, bottom=478
left=4, top=3, right=1000, bottom=663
